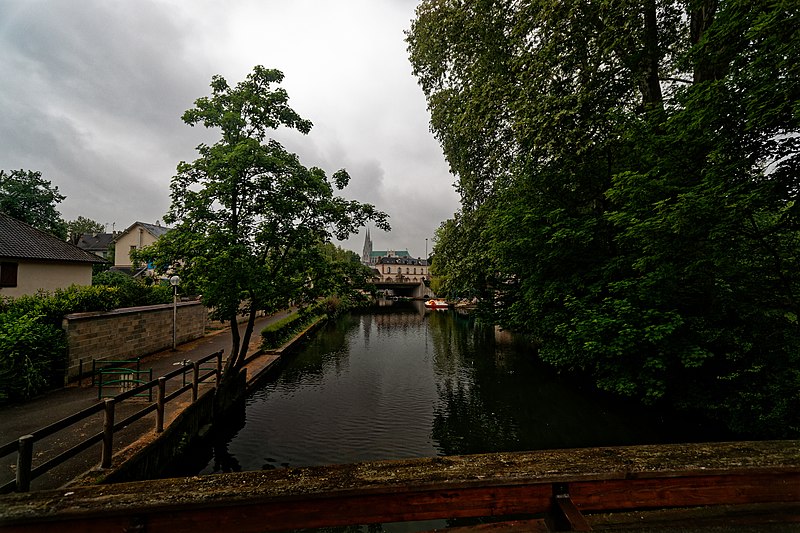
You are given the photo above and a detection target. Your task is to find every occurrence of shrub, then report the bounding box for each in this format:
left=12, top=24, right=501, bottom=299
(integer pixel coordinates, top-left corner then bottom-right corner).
left=0, top=280, right=172, bottom=403
left=261, top=308, right=325, bottom=350
left=93, top=271, right=172, bottom=307
left=0, top=312, right=66, bottom=403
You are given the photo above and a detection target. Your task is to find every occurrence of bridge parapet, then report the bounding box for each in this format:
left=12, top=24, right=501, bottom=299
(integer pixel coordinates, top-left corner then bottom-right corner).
left=1, top=440, right=798, bottom=531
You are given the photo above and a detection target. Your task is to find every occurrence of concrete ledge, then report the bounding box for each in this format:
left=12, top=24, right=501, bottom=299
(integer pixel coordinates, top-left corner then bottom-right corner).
left=99, top=388, right=217, bottom=485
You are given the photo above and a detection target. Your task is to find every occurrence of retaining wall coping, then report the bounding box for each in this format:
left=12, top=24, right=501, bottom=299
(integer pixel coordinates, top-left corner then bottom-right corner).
left=64, top=300, right=203, bottom=321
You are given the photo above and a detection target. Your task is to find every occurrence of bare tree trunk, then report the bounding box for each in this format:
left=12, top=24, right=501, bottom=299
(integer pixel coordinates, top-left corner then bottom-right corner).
left=690, top=0, right=719, bottom=83
left=236, top=308, right=258, bottom=367
left=639, top=0, right=664, bottom=110
left=223, top=315, right=242, bottom=376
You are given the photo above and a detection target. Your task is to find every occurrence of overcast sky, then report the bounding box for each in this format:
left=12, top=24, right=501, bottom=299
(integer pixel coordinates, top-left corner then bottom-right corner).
left=0, top=0, right=459, bottom=258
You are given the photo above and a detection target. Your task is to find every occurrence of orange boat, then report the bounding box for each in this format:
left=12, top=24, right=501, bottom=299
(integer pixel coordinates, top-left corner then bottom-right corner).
left=424, top=299, right=450, bottom=309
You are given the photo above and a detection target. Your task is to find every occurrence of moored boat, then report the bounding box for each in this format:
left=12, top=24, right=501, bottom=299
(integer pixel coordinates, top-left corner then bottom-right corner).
left=424, top=299, right=450, bottom=309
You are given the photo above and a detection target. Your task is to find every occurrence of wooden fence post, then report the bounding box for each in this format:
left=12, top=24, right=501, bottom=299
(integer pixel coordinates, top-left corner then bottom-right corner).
left=102, top=399, right=115, bottom=469
left=16, top=435, right=33, bottom=492
left=156, top=377, right=166, bottom=433
left=216, top=351, right=222, bottom=386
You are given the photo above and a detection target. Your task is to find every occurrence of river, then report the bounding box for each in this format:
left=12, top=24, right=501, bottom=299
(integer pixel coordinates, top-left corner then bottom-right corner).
left=179, top=301, right=715, bottom=477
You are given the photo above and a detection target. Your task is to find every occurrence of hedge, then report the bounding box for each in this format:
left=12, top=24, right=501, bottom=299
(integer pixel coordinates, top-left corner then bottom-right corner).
left=0, top=281, right=172, bottom=403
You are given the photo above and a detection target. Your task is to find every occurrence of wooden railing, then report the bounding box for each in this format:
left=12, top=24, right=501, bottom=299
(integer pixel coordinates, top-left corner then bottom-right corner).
left=0, top=350, right=223, bottom=494
left=0, top=440, right=797, bottom=532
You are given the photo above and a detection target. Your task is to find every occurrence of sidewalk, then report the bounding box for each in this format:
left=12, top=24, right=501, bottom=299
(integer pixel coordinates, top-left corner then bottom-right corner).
left=0, top=309, right=293, bottom=492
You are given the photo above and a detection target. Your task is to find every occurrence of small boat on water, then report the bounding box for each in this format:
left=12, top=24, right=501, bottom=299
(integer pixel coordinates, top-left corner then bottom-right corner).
left=424, top=299, right=450, bottom=309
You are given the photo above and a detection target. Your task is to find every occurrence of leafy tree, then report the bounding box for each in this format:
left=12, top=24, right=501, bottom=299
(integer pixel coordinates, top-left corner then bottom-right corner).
left=314, top=242, right=377, bottom=299
left=140, top=66, right=389, bottom=388
left=408, top=0, right=800, bottom=436
left=67, top=216, right=105, bottom=244
left=0, top=169, right=67, bottom=239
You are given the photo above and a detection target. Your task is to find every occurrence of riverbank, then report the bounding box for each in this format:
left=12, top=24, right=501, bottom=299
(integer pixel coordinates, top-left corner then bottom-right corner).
left=0, top=309, right=297, bottom=492
left=80, top=311, right=329, bottom=486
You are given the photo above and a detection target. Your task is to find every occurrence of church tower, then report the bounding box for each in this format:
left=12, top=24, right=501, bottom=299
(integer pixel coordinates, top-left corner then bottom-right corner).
left=361, top=227, right=373, bottom=265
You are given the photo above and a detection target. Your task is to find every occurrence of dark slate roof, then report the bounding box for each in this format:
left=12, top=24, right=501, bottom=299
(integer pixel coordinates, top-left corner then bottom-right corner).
left=114, top=221, right=171, bottom=243
left=0, top=213, right=106, bottom=264
left=376, top=256, right=429, bottom=266
left=76, top=232, right=115, bottom=252
left=370, top=250, right=411, bottom=258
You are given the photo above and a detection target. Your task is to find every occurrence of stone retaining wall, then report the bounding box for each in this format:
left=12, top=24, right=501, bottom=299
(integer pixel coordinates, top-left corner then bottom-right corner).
left=62, top=302, right=207, bottom=381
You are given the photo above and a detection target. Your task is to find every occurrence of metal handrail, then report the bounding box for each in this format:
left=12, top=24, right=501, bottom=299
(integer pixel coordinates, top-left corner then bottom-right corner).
left=91, top=357, right=141, bottom=386
left=0, top=349, right=224, bottom=493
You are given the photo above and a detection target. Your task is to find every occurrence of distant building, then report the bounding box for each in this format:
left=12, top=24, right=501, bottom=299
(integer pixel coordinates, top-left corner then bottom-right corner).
left=76, top=232, right=115, bottom=261
left=112, top=221, right=171, bottom=276
left=374, top=255, right=430, bottom=284
left=0, top=213, right=105, bottom=298
left=361, top=227, right=373, bottom=264
left=361, top=229, right=412, bottom=266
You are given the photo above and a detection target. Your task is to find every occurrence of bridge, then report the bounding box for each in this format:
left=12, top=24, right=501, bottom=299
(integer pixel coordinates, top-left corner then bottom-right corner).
left=374, top=279, right=432, bottom=299
left=1, top=440, right=798, bottom=531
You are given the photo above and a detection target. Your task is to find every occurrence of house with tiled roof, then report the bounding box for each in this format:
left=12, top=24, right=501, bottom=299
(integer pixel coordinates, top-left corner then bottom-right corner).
left=112, top=221, right=171, bottom=276
left=76, top=232, right=115, bottom=261
left=374, top=255, right=429, bottom=283
left=0, top=213, right=106, bottom=298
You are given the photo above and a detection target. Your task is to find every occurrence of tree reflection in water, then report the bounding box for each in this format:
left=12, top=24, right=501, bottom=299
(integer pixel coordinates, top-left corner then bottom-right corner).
left=183, top=301, right=718, bottom=477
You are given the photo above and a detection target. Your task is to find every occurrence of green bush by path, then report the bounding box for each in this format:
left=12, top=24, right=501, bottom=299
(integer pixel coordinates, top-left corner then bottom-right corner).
left=0, top=280, right=173, bottom=403
left=260, top=294, right=374, bottom=350
left=92, top=271, right=172, bottom=307
left=0, top=312, right=66, bottom=403
left=261, top=306, right=324, bottom=350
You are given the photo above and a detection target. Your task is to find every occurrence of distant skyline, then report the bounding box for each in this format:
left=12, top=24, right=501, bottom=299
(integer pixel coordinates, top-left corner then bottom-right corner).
left=0, top=1, right=460, bottom=258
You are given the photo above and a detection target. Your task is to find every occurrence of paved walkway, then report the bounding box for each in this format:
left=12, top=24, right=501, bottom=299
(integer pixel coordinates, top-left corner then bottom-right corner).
left=0, top=310, right=293, bottom=492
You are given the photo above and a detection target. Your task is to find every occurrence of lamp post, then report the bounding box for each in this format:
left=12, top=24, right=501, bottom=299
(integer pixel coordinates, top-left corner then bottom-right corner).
left=170, top=275, right=180, bottom=350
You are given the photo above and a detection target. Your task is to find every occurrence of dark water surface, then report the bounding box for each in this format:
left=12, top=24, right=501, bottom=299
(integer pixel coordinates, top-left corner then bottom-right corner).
left=186, top=301, right=710, bottom=477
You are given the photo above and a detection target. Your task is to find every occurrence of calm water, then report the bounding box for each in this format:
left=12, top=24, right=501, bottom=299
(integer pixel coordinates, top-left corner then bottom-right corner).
left=185, top=301, right=707, bottom=476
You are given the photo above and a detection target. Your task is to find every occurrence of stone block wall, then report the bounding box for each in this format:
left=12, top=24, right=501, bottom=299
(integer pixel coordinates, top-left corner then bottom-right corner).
left=62, top=301, right=207, bottom=381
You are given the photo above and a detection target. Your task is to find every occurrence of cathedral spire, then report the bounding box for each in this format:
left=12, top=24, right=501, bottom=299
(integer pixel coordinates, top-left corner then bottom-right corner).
left=361, top=227, right=373, bottom=265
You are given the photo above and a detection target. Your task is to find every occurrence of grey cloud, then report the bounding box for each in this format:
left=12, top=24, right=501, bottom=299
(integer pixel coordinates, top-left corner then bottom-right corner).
left=0, top=1, right=459, bottom=252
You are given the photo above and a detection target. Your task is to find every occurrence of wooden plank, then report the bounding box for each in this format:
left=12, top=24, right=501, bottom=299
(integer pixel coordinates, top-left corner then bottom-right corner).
left=570, top=471, right=800, bottom=511
left=553, top=494, right=592, bottom=531
left=419, top=519, right=551, bottom=532
left=587, top=502, right=800, bottom=529
left=1, top=441, right=798, bottom=532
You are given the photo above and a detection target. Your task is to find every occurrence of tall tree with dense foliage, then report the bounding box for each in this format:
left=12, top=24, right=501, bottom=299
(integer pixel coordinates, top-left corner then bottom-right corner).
left=66, top=216, right=105, bottom=244
left=141, top=67, right=389, bottom=385
left=0, top=169, right=67, bottom=239
left=408, top=0, right=800, bottom=436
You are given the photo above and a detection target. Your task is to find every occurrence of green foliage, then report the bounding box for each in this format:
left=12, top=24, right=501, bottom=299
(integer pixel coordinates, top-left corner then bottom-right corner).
left=0, top=312, right=66, bottom=403
left=3, top=286, right=121, bottom=328
left=0, top=169, right=67, bottom=239
left=0, top=282, right=172, bottom=403
left=67, top=216, right=105, bottom=244
left=408, top=0, right=800, bottom=437
left=92, top=271, right=172, bottom=307
left=139, top=66, right=389, bottom=372
left=260, top=306, right=324, bottom=350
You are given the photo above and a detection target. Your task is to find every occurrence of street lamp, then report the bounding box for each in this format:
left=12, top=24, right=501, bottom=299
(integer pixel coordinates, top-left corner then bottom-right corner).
left=170, top=275, right=180, bottom=350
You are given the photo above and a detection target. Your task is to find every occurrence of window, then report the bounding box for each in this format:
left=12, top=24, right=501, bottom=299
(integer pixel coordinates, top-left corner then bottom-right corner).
left=0, top=262, right=18, bottom=287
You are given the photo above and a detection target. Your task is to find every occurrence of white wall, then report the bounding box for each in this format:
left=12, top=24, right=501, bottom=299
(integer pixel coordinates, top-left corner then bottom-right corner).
left=0, top=261, right=93, bottom=298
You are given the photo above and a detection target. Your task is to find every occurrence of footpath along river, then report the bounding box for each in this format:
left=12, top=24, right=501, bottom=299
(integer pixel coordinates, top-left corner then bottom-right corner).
left=175, top=300, right=724, bottom=477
